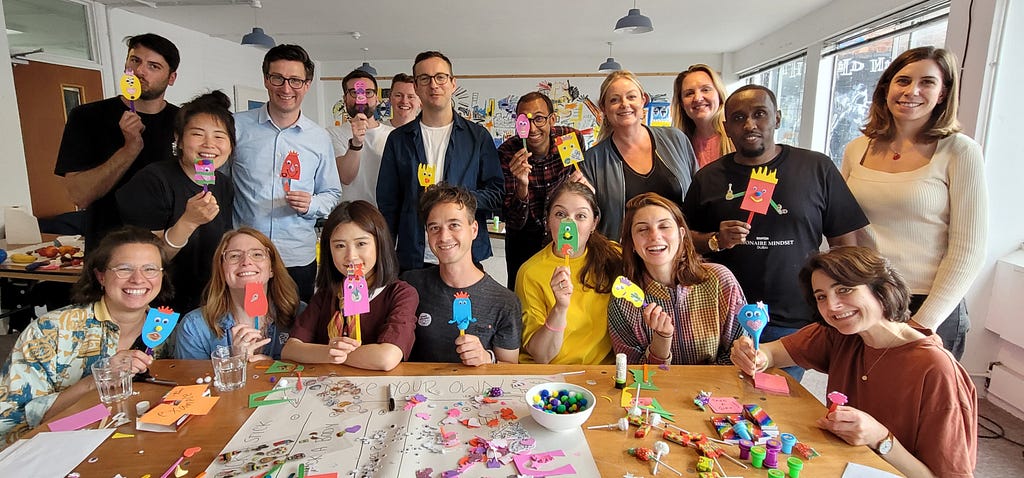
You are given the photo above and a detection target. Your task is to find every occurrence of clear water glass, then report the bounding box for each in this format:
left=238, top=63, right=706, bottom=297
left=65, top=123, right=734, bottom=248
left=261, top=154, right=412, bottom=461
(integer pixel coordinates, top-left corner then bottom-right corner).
left=211, top=345, right=247, bottom=392
left=91, top=356, right=133, bottom=404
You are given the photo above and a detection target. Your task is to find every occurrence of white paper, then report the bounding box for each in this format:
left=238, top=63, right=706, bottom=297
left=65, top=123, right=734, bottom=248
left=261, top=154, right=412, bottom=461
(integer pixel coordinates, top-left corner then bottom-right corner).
left=0, top=428, right=114, bottom=476
left=842, top=462, right=903, bottom=478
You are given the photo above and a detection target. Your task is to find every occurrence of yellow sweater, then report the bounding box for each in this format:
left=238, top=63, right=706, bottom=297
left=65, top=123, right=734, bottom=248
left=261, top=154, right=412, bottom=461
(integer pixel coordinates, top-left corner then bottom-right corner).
left=515, top=245, right=614, bottom=365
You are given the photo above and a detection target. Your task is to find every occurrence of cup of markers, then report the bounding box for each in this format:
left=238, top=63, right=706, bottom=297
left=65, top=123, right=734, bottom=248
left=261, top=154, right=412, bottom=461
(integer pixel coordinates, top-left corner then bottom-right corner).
left=525, top=382, right=596, bottom=432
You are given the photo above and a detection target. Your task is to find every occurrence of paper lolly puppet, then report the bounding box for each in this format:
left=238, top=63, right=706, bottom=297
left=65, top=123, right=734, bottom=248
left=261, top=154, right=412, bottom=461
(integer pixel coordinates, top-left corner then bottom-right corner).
left=353, top=79, right=369, bottom=114
left=739, top=166, right=779, bottom=224
left=143, top=306, right=180, bottom=356
left=738, top=301, right=769, bottom=375
left=341, top=264, right=368, bottom=341
left=515, top=113, right=531, bottom=149
left=418, top=163, right=436, bottom=189
left=826, top=391, right=848, bottom=417
left=555, top=133, right=584, bottom=173
left=120, top=69, right=140, bottom=112
left=194, top=158, right=215, bottom=193
left=244, top=282, right=268, bottom=332
left=555, top=218, right=578, bottom=267
left=450, top=291, right=477, bottom=336
left=280, top=151, right=301, bottom=192
left=612, top=276, right=649, bottom=308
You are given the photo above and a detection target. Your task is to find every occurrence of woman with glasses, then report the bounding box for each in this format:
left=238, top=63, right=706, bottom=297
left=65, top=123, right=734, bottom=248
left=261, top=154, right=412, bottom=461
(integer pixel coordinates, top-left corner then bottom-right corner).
left=0, top=227, right=173, bottom=445
left=175, top=227, right=301, bottom=361
left=672, top=64, right=734, bottom=168
left=117, top=91, right=235, bottom=313
left=582, top=71, right=697, bottom=241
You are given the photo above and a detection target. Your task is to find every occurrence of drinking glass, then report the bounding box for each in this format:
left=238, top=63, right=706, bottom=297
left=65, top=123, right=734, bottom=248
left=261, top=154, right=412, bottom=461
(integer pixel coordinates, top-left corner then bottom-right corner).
left=211, top=345, right=247, bottom=392
left=91, top=356, right=133, bottom=404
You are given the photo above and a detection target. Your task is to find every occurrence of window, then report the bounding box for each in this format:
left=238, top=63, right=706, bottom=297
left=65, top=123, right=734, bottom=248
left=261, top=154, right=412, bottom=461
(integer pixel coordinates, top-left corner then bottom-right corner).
left=4, top=0, right=93, bottom=61
left=822, top=5, right=949, bottom=165
left=739, top=56, right=806, bottom=146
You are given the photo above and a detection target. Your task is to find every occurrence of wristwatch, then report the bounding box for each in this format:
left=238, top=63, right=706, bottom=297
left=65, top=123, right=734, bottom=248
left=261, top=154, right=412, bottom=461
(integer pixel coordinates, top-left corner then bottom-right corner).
left=875, top=431, right=894, bottom=455
left=708, top=233, right=721, bottom=252
left=348, top=138, right=364, bottom=151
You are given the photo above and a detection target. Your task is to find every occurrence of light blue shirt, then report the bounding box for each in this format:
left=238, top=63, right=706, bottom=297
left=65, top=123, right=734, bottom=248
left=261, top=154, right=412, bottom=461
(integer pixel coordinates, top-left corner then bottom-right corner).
left=231, top=106, right=341, bottom=266
left=174, top=304, right=306, bottom=360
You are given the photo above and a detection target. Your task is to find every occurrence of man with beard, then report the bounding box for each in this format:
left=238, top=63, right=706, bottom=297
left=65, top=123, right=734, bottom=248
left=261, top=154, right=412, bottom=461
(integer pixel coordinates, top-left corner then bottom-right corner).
left=55, top=33, right=180, bottom=250
left=388, top=73, right=420, bottom=128
left=681, top=85, right=868, bottom=381
left=328, top=69, right=392, bottom=205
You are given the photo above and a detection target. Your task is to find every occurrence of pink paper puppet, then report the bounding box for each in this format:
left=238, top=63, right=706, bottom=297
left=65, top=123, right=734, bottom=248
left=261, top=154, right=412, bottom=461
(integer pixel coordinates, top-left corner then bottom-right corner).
left=280, top=151, right=301, bottom=192
left=515, top=113, right=531, bottom=149
left=343, top=264, right=370, bottom=316
left=193, top=158, right=215, bottom=192
left=353, top=79, right=369, bottom=114
left=826, top=391, right=848, bottom=416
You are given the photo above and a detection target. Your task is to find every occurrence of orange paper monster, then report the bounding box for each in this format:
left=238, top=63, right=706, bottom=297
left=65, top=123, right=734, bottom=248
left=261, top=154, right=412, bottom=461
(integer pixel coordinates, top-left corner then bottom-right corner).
left=280, top=151, right=301, bottom=192
left=739, top=166, right=779, bottom=224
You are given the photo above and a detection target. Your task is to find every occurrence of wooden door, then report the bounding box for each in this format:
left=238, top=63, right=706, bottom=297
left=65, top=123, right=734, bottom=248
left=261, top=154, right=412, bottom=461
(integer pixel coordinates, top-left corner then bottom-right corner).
left=13, top=61, right=103, bottom=218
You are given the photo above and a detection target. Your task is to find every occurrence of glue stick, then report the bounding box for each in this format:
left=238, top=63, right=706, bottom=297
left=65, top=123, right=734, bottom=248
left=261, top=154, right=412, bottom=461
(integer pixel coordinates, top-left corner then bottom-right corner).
left=615, top=353, right=627, bottom=389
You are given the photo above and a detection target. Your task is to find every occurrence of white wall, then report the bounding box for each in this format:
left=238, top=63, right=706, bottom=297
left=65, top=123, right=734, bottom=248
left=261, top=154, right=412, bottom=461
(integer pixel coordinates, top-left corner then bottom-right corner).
left=0, top=2, right=35, bottom=235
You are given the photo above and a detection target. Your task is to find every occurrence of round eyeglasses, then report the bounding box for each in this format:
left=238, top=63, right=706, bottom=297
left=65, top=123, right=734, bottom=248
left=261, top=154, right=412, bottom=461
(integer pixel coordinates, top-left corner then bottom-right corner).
left=222, top=248, right=270, bottom=264
left=107, top=265, right=163, bottom=279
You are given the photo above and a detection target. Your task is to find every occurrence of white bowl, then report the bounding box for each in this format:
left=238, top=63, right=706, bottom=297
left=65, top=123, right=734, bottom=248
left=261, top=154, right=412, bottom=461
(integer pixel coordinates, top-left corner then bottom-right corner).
left=524, top=382, right=596, bottom=432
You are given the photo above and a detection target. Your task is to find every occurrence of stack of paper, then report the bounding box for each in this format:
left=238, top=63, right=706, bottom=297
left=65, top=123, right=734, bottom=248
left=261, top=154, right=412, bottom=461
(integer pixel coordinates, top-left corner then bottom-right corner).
left=137, top=384, right=219, bottom=432
left=0, top=429, right=113, bottom=475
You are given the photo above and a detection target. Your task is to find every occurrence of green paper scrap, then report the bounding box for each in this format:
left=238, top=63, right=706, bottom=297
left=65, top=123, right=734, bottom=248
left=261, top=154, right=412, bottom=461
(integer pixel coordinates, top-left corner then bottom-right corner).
left=628, top=368, right=660, bottom=390
left=641, top=398, right=673, bottom=419
left=265, top=361, right=300, bottom=374
left=248, top=388, right=290, bottom=408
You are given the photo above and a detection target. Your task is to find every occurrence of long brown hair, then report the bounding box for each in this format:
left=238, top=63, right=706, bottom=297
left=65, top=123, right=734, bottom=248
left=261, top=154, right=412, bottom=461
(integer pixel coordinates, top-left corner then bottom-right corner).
left=317, top=201, right=399, bottom=293
left=862, top=46, right=961, bottom=142
left=671, top=64, right=733, bottom=157
left=620, top=193, right=708, bottom=287
left=200, top=227, right=299, bottom=338
left=545, top=181, right=621, bottom=293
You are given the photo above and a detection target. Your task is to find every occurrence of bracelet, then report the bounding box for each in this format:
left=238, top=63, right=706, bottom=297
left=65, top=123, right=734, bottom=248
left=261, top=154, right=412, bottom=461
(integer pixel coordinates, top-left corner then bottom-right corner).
left=645, top=345, right=672, bottom=364
left=163, top=229, right=187, bottom=249
left=486, top=349, right=497, bottom=364
left=654, top=329, right=673, bottom=339
left=348, top=138, right=363, bottom=151
left=543, top=321, right=567, bottom=332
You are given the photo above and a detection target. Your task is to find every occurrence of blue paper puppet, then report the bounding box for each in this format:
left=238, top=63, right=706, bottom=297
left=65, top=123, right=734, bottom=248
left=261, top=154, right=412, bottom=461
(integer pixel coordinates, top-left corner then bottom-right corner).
left=450, top=291, right=477, bottom=336
left=143, top=306, right=181, bottom=355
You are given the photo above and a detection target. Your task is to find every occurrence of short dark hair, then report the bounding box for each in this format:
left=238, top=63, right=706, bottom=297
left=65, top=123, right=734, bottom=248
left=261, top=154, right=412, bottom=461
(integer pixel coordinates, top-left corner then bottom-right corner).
left=726, top=84, right=778, bottom=112
left=127, top=33, right=180, bottom=72
left=418, top=183, right=476, bottom=226
left=342, top=69, right=378, bottom=92
left=392, top=73, right=415, bottom=85
left=862, top=46, right=961, bottom=141
left=175, top=90, right=236, bottom=157
left=798, top=246, right=911, bottom=324
left=262, top=44, right=314, bottom=80
left=412, top=51, right=453, bottom=75
left=516, top=92, right=554, bottom=115
left=72, top=226, right=174, bottom=305
left=317, top=201, right=399, bottom=291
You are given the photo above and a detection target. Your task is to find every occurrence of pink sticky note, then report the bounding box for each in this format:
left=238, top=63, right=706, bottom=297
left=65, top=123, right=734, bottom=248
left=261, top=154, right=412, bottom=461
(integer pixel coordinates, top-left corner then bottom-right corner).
left=754, top=373, right=791, bottom=394
left=708, top=397, right=744, bottom=414
left=512, top=450, right=576, bottom=477
left=48, top=403, right=109, bottom=432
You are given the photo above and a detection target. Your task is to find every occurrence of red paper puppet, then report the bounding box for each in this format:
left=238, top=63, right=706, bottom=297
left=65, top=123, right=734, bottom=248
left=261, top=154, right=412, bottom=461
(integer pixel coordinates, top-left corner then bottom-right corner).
left=244, top=281, right=269, bottom=331
left=739, top=166, right=779, bottom=224
left=280, top=151, right=301, bottom=192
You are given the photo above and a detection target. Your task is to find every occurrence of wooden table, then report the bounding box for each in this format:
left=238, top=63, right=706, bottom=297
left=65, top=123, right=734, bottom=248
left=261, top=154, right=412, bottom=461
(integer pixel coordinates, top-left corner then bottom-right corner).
left=33, top=361, right=901, bottom=477
left=0, top=234, right=80, bottom=284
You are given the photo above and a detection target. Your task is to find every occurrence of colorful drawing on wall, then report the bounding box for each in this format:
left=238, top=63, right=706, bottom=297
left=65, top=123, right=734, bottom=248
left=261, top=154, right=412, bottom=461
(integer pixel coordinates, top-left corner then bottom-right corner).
left=646, top=102, right=671, bottom=127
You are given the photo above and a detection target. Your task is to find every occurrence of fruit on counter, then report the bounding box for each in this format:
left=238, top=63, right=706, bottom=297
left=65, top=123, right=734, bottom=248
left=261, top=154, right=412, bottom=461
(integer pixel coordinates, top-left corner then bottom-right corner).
left=11, top=253, right=36, bottom=264
left=35, top=246, right=60, bottom=258
left=58, top=245, right=80, bottom=255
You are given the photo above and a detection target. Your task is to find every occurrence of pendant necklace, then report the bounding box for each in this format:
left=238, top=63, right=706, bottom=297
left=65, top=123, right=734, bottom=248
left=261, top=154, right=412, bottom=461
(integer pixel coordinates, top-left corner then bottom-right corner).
left=888, top=142, right=902, bottom=160
left=861, top=333, right=903, bottom=381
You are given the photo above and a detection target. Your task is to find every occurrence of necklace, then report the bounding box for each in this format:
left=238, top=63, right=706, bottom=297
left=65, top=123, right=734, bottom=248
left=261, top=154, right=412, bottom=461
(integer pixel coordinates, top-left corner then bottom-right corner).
left=888, top=142, right=902, bottom=160
left=861, top=333, right=903, bottom=381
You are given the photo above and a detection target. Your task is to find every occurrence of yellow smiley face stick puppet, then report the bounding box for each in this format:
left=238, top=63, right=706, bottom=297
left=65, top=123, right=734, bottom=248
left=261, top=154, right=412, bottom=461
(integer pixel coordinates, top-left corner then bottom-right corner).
left=120, top=69, right=141, bottom=113
left=555, top=133, right=584, bottom=174
left=418, top=163, right=436, bottom=191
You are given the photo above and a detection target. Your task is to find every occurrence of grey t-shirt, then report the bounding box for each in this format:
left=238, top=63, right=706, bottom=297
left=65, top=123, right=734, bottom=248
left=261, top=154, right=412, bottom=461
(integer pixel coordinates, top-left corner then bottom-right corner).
left=401, top=267, right=522, bottom=363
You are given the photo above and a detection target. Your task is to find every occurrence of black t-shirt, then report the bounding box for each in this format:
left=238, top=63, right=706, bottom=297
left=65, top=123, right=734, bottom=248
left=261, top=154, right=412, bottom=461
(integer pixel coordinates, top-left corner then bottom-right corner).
left=116, top=160, right=234, bottom=313
left=54, top=97, right=179, bottom=250
left=622, top=150, right=683, bottom=210
left=681, top=145, right=869, bottom=328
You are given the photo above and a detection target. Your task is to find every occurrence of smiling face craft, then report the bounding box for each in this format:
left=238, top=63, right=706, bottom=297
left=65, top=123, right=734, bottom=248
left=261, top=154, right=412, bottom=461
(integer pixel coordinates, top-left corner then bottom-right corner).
left=194, top=158, right=215, bottom=193
left=739, top=166, right=779, bottom=224
left=280, top=151, right=301, bottom=192
left=555, top=218, right=579, bottom=267
left=612, top=276, right=649, bottom=308
left=142, top=306, right=181, bottom=355
left=417, top=163, right=436, bottom=189
left=341, top=264, right=369, bottom=341
left=353, top=79, right=369, bottom=115
left=555, top=133, right=584, bottom=172
left=515, top=113, right=531, bottom=149
left=738, top=301, right=769, bottom=349
left=120, top=69, right=140, bottom=112
left=450, top=291, right=477, bottom=337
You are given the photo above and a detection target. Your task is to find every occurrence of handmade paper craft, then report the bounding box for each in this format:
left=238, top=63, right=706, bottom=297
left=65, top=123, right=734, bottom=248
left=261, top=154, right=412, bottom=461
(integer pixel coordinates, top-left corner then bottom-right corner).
left=143, top=306, right=180, bottom=354
left=753, top=373, right=790, bottom=394
left=193, top=158, right=215, bottom=192
left=353, top=79, right=369, bottom=114
left=612, top=276, right=648, bottom=308
left=554, top=133, right=584, bottom=170
left=738, top=301, right=769, bottom=351
left=740, top=166, right=779, bottom=223
left=280, top=151, right=301, bottom=192
left=244, top=282, right=268, bottom=331
left=555, top=218, right=578, bottom=259
left=417, top=163, right=436, bottom=188
left=450, top=291, right=476, bottom=336
left=119, top=69, right=140, bottom=112
left=343, top=265, right=370, bottom=316
left=516, top=113, right=531, bottom=149
left=47, top=403, right=109, bottom=432
left=141, top=385, right=219, bottom=426
left=707, top=397, right=744, bottom=414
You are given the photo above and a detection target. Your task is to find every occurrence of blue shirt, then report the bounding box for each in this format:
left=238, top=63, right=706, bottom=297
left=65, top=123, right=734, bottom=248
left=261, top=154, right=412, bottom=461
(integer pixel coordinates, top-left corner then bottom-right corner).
left=231, top=106, right=342, bottom=267
left=174, top=304, right=305, bottom=360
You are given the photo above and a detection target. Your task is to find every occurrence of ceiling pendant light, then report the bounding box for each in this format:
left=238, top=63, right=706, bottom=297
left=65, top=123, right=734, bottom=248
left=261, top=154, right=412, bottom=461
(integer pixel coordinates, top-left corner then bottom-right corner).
left=598, top=42, right=622, bottom=73
left=356, top=47, right=378, bottom=76
left=241, top=1, right=275, bottom=48
left=614, top=0, right=654, bottom=34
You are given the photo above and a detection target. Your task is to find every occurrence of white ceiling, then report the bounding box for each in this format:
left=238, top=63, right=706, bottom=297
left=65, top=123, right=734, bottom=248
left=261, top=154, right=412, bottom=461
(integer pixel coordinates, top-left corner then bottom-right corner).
left=83, top=0, right=835, bottom=63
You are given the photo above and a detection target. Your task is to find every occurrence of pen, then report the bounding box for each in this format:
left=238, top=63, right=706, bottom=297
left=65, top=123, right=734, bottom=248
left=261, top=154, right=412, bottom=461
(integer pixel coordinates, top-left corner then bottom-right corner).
left=145, top=377, right=178, bottom=386
left=387, top=384, right=396, bottom=411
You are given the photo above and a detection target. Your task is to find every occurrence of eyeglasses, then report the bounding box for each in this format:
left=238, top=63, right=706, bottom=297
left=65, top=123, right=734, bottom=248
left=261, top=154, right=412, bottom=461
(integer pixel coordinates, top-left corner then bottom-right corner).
left=414, top=73, right=451, bottom=86
left=346, top=89, right=377, bottom=98
left=526, top=113, right=552, bottom=127
left=107, top=264, right=163, bottom=279
left=266, top=74, right=310, bottom=89
left=223, top=248, right=270, bottom=264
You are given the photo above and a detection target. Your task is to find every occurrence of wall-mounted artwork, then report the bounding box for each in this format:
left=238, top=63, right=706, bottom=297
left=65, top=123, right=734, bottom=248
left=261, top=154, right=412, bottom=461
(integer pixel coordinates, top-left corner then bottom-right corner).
left=233, top=85, right=266, bottom=113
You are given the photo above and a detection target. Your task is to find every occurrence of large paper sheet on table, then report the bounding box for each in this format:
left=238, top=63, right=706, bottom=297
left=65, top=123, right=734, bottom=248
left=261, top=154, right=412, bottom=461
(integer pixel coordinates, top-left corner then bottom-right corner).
left=0, top=429, right=114, bottom=476
left=206, top=374, right=599, bottom=477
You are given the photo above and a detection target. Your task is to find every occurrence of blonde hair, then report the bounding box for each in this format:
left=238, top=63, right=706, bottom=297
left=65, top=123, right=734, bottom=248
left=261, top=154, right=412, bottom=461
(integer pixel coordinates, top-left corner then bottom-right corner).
left=596, top=70, right=648, bottom=142
left=671, top=64, right=733, bottom=157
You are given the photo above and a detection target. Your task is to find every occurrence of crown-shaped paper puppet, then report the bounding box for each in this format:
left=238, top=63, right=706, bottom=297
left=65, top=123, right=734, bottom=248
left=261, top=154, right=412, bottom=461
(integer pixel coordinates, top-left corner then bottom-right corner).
left=143, top=306, right=180, bottom=349
left=740, top=166, right=779, bottom=218
left=749, top=166, right=778, bottom=184
left=450, top=291, right=476, bottom=335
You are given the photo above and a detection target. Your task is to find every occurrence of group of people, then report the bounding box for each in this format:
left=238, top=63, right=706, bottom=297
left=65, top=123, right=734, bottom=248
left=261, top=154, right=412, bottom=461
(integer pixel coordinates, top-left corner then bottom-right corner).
left=0, top=32, right=983, bottom=476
